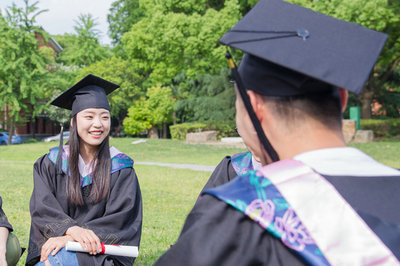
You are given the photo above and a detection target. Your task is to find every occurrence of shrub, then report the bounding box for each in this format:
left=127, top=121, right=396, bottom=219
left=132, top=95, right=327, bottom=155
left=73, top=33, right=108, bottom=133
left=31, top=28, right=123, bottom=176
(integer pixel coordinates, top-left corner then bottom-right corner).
left=170, top=121, right=237, bottom=140
left=170, top=122, right=207, bottom=140
left=361, top=118, right=400, bottom=138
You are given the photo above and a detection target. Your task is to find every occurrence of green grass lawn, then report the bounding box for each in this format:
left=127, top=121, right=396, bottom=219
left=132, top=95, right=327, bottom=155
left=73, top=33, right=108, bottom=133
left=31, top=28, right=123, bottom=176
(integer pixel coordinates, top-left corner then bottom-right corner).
left=0, top=138, right=399, bottom=265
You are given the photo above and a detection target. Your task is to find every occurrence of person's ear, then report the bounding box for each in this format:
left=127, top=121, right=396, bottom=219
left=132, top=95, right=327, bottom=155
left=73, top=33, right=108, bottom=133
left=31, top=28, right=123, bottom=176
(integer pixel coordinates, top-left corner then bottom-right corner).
left=339, top=88, right=348, bottom=113
left=247, top=90, right=265, bottom=122
left=70, top=118, right=73, bottom=128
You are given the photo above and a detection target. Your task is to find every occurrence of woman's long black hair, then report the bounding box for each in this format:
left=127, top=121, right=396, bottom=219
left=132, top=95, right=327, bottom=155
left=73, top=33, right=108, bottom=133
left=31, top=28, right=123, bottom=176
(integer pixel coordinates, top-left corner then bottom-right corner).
left=67, top=115, right=111, bottom=206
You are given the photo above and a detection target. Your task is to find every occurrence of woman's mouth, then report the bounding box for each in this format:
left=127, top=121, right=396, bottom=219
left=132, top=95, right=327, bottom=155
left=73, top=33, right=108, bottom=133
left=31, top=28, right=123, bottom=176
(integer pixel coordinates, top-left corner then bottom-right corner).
left=89, top=131, right=103, bottom=138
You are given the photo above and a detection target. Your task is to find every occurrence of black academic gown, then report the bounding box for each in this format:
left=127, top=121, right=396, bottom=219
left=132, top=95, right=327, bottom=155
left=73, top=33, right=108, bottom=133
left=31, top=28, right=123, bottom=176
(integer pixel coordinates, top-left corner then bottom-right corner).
left=0, top=197, right=13, bottom=231
left=200, top=156, right=237, bottom=193
left=26, top=154, right=142, bottom=266
left=155, top=166, right=400, bottom=265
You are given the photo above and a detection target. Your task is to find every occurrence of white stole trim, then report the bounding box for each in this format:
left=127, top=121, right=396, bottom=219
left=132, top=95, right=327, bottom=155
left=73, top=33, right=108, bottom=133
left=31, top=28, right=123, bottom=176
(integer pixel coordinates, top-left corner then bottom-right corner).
left=259, top=159, right=399, bottom=266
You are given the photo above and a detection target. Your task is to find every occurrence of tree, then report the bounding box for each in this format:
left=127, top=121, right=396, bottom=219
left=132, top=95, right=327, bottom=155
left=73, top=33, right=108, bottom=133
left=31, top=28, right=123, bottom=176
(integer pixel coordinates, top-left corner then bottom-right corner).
left=56, top=14, right=111, bottom=67
left=123, top=85, right=175, bottom=138
left=44, top=64, right=79, bottom=127
left=0, top=0, right=49, bottom=143
left=173, top=68, right=236, bottom=122
left=374, top=68, right=400, bottom=117
left=77, top=57, right=144, bottom=134
left=121, top=0, right=242, bottom=86
left=288, top=0, right=400, bottom=118
left=107, top=0, right=144, bottom=45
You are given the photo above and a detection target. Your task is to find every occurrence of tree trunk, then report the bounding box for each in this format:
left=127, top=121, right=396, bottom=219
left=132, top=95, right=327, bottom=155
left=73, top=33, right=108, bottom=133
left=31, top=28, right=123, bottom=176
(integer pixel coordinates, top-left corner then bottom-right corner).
left=173, top=111, right=177, bottom=125
left=360, top=87, right=374, bottom=119
left=163, top=122, right=167, bottom=139
left=8, top=116, right=15, bottom=145
left=147, top=125, right=159, bottom=139
left=31, top=116, right=36, bottom=139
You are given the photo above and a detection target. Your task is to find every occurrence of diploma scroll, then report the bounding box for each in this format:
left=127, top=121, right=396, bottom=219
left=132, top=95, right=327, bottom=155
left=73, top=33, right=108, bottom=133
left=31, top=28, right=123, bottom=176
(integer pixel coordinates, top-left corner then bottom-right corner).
left=66, top=241, right=138, bottom=257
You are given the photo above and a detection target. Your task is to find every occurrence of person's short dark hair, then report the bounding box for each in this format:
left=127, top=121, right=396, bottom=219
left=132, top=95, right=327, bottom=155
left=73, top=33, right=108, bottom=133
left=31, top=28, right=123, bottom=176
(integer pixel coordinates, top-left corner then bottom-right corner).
left=263, top=89, right=342, bottom=131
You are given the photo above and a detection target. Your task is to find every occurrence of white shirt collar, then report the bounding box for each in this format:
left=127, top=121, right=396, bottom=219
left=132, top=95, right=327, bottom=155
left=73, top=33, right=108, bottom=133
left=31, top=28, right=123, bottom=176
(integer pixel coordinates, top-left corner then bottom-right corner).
left=251, top=155, right=263, bottom=171
left=293, top=147, right=400, bottom=177
left=64, top=145, right=122, bottom=177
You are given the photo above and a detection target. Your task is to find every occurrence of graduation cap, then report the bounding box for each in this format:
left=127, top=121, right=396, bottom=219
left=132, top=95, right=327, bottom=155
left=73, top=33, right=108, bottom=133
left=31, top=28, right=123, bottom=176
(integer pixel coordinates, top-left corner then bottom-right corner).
left=220, top=0, right=387, bottom=96
left=219, top=0, right=387, bottom=163
left=50, top=74, right=119, bottom=173
left=51, top=74, right=120, bottom=117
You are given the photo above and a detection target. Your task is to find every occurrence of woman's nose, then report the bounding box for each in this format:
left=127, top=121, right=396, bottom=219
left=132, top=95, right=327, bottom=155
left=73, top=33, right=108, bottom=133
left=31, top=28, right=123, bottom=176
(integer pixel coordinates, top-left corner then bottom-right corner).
left=93, top=116, right=102, bottom=127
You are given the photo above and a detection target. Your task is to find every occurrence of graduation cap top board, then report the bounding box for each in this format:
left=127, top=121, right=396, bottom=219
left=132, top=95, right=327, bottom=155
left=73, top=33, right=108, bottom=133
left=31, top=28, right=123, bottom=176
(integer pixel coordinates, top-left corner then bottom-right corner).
left=50, top=74, right=119, bottom=173
left=219, top=0, right=388, bottom=96
left=51, top=74, right=120, bottom=116
left=219, top=0, right=388, bottom=163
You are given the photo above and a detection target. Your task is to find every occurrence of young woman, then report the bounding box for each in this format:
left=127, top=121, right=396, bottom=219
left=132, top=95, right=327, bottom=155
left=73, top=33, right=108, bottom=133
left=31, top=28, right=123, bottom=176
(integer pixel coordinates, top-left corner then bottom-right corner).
left=27, top=75, right=142, bottom=266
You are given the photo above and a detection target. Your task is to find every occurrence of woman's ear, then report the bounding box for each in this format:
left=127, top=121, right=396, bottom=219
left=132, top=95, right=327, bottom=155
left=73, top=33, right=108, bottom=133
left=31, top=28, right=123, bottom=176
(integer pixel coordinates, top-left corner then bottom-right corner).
left=70, top=118, right=73, bottom=128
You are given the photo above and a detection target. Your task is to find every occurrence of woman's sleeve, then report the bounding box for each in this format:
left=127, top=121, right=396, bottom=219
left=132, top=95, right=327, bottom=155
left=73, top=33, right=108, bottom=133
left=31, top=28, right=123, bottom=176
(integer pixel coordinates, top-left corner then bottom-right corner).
left=30, top=155, right=77, bottom=240
left=27, top=155, right=78, bottom=264
left=0, top=197, right=13, bottom=231
left=84, top=167, right=143, bottom=247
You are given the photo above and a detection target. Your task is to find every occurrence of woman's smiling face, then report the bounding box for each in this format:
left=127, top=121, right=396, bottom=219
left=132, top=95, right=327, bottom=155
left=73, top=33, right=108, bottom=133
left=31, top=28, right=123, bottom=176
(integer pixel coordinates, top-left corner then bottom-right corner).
left=75, top=108, right=111, bottom=148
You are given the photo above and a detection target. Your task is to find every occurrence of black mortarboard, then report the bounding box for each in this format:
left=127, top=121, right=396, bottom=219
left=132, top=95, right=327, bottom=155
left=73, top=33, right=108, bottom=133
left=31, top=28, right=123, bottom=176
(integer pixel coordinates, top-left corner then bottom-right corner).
left=220, top=0, right=387, bottom=163
left=51, top=74, right=119, bottom=174
left=51, top=74, right=119, bottom=116
left=220, top=0, right=387, bottom=95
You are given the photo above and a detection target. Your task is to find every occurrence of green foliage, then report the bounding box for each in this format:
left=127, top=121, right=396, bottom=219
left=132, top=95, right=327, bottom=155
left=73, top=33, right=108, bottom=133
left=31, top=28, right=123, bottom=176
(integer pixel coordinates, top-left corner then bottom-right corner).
left=374, top=68, right=400, bottom=117
left=170, top=120, right=237, bottom=140
left=0, top=0, right=49, bottom=134
left=170, top=122, right=208, bottom=140
left=123, top=85, right=175, bottom=135
left=77, top=57, right=144, bottom=123
left=107, top=0, right=145, bottom=45
left=122, top=0, right=241, bottom=86
left=55, top=14, right=111, bottom=67
left=361, top=118, right=400, bottom=138
left=44, top=64, right=79, bottom=125
left=38, top=46, right=55, bottom=64
left=25, top=138, right=38, bottom=143
left=173, top=68, right=236, bottom=122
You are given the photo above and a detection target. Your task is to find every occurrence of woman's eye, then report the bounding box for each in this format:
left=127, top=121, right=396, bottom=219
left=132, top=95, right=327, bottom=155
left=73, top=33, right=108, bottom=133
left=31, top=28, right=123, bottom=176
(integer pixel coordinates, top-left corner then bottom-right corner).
left=85, top=116, right=93, bottom=119
left=102, top=116, right=110, bottom=120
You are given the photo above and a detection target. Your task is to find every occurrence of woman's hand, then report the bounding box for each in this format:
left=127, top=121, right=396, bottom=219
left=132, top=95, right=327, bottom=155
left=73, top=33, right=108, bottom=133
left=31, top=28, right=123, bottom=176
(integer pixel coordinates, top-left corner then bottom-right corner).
left=40, top=235, right=72, bottom=262
left=65, top=226, right=102, bottom=255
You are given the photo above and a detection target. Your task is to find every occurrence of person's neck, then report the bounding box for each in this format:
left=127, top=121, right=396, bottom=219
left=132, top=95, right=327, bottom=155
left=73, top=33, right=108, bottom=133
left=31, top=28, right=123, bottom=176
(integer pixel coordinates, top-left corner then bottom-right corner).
left=79, top=142, right=98, bottom=164
left=271, top=125, right=346, bottom=160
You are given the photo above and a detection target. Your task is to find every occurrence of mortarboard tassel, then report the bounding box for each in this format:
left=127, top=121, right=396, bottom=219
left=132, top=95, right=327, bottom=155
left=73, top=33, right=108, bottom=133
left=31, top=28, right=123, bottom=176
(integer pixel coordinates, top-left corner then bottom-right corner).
left=226, top=50, right=279, bottom=163
left=55, top=125, right=64, bottom=174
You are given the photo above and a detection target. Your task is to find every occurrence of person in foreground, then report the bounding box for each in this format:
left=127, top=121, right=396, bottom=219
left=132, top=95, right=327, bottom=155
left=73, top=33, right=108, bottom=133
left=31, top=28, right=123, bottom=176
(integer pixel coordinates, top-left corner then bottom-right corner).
left=0, top=197, right=23, bottom=266
left=201, top=151, right=262, bottom=193
left=27, top=75, right=142, bottom=266
left=155, top=0, right=400, bottom=265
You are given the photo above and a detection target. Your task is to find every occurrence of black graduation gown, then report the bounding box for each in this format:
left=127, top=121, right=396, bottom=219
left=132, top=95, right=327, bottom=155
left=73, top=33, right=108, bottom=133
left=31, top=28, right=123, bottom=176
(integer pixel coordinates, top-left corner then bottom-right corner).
left=0, top=196, right=13, bottom=231
left=199, top=156, right=237, bottom=193
left=155, top=171, right=400, bottom=265
left=26, top=154, right=142, bottom=266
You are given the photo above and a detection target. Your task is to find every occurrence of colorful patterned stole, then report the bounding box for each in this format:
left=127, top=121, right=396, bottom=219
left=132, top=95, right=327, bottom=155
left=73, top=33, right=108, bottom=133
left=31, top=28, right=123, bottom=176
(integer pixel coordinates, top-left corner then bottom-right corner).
left=231, top=152, right=254, bottom=176
left=48, top=147, right=134, bottom=188
left=204, top=159, right=399, bottom=265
